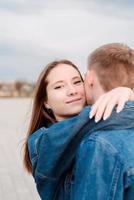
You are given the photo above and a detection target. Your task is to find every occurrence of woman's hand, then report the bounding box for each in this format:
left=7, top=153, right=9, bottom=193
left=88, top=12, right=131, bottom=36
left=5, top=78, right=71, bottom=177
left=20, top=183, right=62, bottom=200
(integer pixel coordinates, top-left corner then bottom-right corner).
left=90, top=87, right=134, bottom=123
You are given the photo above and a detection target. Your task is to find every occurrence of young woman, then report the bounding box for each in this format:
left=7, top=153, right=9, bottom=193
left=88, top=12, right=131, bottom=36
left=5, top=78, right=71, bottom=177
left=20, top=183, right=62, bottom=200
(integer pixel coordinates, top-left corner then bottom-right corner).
left=23, top=59, right=134, bottom=199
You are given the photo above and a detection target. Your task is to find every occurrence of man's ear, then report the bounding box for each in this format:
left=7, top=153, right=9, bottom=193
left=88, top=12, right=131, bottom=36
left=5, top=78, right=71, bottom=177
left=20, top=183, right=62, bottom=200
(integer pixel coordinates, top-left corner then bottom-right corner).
left=86, top=70, right=94, bottom=87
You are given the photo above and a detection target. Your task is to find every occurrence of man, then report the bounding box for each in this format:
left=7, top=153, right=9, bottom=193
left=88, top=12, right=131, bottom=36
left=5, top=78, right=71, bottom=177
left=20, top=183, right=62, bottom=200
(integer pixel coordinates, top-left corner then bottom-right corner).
left=71, top=43, right=134, bottom=199
left=28, top=43, right=134, bottom=200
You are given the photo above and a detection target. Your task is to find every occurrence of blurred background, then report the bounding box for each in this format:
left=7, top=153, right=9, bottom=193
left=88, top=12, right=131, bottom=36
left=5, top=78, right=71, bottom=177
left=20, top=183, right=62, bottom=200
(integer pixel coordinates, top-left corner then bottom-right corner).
left=0, top=0, right=134, bottom=199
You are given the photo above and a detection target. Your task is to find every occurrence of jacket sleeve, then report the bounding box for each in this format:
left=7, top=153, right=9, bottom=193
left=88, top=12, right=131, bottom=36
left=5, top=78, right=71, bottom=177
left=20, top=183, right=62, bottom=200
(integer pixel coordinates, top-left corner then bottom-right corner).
left=34, top=107, right=91, bottom=180
left=28, top=129, right=44, bottom=177
left=72, top=135, right=122, bottom=200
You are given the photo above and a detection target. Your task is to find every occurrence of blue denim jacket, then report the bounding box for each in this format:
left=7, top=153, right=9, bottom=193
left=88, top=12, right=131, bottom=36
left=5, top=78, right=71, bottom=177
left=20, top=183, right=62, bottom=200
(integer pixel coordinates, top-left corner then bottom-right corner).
left=28, top=102, right=134, bottom=200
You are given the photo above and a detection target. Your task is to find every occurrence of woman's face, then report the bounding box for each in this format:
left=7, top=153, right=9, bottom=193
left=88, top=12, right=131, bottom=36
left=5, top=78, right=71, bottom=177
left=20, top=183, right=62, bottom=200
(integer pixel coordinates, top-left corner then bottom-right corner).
left=45, top=64, right=86, bottom=121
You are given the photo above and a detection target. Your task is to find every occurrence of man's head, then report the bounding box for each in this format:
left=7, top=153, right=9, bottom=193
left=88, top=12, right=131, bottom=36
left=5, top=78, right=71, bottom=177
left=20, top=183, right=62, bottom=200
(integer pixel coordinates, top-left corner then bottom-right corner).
left=84, top=43, right=134, bottom=104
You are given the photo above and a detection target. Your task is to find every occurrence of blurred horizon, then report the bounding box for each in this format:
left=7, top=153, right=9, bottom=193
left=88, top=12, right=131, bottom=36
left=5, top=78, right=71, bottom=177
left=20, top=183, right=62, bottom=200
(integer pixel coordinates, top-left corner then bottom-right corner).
left=0, top=0, right=134, bottom=82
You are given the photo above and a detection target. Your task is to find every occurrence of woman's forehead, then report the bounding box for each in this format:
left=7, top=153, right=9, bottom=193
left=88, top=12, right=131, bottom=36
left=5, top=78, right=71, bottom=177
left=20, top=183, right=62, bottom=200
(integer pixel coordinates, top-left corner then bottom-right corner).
left=47, top=64, right=81, bottom=83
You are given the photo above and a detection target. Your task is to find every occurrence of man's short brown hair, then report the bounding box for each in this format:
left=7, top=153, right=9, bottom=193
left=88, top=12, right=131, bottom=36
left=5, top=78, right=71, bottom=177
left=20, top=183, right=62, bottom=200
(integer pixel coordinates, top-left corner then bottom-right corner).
left=87, top=43, right=134, bottom=91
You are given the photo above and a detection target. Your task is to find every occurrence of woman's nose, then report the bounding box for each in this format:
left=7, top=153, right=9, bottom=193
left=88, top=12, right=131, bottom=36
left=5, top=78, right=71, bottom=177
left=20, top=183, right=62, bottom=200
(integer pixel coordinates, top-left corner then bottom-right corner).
left=67, top=84, right=77, bottom=96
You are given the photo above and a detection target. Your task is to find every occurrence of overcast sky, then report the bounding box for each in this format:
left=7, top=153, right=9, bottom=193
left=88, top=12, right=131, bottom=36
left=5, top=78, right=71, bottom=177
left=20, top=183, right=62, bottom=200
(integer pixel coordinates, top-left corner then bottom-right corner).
left=0, top=0, right=134, bottom=82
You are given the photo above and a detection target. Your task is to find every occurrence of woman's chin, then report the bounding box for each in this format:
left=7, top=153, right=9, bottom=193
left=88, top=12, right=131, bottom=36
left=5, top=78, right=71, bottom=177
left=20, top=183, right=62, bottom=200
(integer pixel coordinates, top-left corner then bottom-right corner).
left=65, top=105, right=84, bottom=116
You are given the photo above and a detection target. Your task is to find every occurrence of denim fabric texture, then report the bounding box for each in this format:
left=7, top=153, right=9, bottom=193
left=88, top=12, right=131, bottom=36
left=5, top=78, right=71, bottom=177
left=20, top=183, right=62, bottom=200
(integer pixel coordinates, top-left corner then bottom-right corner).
left=28, top=102, right=134, bottom=200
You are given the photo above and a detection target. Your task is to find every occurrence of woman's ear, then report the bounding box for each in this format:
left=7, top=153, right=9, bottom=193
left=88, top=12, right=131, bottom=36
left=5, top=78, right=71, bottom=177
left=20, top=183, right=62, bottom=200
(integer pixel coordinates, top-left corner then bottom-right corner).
left=44, top=101, right=51, bottom=109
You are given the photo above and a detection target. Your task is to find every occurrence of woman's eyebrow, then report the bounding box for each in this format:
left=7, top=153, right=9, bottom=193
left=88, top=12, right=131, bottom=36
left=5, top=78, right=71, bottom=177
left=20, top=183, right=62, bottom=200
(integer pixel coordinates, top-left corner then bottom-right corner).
left=72, top=76, right=81, bottom=80
left=52, top=80, right=64, bottom=86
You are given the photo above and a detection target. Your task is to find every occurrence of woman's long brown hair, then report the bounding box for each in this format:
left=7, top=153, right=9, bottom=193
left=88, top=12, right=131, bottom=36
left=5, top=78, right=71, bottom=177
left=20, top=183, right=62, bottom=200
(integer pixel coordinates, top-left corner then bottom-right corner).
left=23, top=59, right=83, bottom=173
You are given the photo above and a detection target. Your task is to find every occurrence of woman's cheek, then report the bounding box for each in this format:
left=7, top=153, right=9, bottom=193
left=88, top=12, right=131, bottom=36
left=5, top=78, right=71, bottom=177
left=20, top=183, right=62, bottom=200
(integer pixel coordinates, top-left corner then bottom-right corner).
left=79, top=85, right=86, bottom=98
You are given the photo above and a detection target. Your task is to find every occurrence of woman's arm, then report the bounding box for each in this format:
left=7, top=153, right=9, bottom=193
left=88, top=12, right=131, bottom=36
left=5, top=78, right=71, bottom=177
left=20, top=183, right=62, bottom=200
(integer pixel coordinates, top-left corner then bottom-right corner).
left=90, top=87, right=134, bottom=122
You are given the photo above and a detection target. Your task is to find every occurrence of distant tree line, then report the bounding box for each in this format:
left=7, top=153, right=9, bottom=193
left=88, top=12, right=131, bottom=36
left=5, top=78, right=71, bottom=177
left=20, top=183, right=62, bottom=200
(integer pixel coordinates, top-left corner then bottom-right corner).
left=0, top=81, right=35, bottom=98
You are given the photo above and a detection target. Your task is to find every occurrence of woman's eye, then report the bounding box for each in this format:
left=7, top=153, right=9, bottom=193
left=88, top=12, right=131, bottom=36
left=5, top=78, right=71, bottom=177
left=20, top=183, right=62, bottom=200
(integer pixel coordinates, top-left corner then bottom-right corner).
left=54, top=85, right=64, bottom=89
left=74, top=80, right=82, bottom=85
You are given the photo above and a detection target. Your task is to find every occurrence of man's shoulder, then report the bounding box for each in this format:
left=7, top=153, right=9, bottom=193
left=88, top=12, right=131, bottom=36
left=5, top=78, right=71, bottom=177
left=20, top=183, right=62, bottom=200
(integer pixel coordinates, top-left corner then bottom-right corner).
left=78, top=128, right=134, bottom=166
left=80, top=127, right=134, bottom=149
left=78, top=130, right=118, bottom=155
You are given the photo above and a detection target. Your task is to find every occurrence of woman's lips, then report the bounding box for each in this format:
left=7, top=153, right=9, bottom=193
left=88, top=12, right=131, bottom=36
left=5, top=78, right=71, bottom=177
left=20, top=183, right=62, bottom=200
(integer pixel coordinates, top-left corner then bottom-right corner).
left=66, top=98, right=82, bottom=104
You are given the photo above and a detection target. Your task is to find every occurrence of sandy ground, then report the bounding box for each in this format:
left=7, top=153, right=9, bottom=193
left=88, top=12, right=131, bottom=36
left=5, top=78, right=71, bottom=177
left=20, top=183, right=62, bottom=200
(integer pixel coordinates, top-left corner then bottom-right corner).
left=0, top=98, right=40, bottom=200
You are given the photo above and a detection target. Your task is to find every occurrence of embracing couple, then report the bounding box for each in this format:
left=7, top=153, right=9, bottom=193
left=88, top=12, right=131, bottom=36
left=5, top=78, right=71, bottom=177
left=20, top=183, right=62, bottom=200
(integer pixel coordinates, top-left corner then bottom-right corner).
left=24, top=43, right=134, bottom=200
